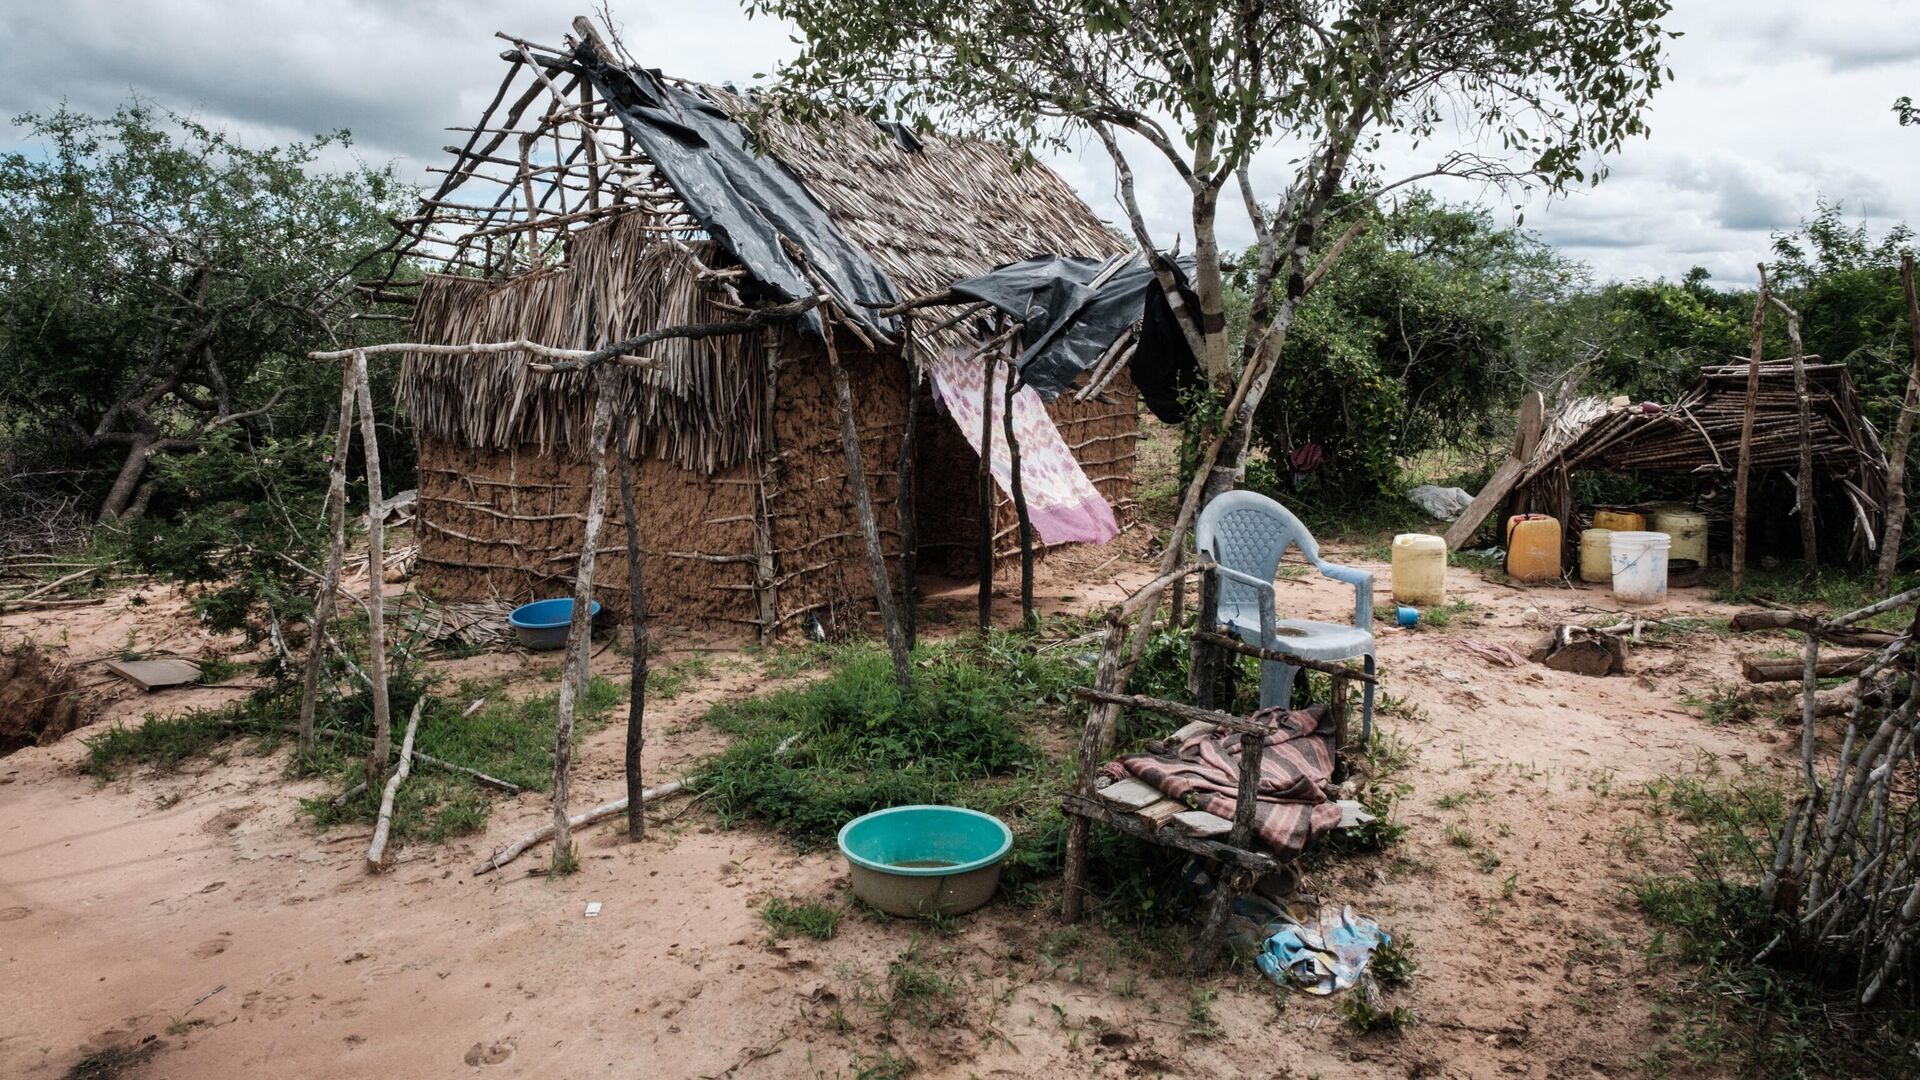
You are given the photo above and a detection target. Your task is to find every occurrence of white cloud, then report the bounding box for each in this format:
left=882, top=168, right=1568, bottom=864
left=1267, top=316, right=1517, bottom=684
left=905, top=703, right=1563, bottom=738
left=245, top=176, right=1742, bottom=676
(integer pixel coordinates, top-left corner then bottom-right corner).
left=1, top=0, right=1912, bottom=288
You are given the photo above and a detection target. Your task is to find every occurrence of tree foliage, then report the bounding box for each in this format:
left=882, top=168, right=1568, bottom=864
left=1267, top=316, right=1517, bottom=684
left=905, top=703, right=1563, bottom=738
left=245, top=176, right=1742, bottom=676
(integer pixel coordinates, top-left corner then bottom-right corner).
left=744, top=0, right=1674, bottom=501
left=0, top=104, right=408, bottom=521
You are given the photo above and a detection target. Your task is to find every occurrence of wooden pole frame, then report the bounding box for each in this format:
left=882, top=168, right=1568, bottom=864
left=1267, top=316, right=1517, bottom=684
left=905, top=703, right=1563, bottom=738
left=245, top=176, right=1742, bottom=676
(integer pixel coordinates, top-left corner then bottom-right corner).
left=617, top=451, right=649, bottom=842
left=1732, top=264, right=1770, bottom=590
left=297, top=364, right=358, bottom=751
left=351, top=350, right=393, bottom=782
left=1878, top=252, right=1920, bottom=592
left=1003, top=360, right=1036, bottom=629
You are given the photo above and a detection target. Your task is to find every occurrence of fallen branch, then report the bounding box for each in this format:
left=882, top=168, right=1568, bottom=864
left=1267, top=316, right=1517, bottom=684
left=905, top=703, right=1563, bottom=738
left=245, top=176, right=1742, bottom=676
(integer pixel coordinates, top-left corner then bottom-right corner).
left=471, top=732, right=800, bottom=876
left=367, top=696, right=426, bottom=872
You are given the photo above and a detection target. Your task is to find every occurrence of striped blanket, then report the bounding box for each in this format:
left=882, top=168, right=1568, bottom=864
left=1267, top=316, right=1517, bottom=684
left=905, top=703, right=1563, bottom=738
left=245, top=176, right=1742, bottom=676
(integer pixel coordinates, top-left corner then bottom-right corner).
left=1098, top=706, right=1342, bottom=860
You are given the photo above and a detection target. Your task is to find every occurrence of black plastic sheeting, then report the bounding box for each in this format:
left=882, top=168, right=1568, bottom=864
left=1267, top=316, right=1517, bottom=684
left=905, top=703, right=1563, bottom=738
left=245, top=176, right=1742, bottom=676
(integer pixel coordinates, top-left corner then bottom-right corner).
left=949, top=255, right=1202, bottom=422
left=573, top=46, right=900, bottom=341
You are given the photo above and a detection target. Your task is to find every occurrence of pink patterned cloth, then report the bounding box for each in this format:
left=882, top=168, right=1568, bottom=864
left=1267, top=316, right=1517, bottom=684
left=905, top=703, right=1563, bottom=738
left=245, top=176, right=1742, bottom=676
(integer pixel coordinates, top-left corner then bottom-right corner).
left=928, top=347, right=1119, bottom=546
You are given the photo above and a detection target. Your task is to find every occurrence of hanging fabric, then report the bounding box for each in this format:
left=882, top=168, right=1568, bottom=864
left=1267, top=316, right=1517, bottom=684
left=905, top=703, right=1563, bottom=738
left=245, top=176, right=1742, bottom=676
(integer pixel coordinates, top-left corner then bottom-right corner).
left=929, top=346, right=1119, bottom=546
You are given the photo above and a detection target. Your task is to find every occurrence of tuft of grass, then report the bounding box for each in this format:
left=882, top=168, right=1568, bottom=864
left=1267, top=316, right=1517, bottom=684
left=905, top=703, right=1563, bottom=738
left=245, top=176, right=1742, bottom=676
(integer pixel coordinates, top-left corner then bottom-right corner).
left=1417, top=597, right=1479, bottom=630
left=761, top=896, right=843, bottom=941
left=1340, top=990, right=1416, bottom=1035
left=195, top=656, right=245, bottom=684
left=884, top=940, right=964, bottom=1029
left=647, top=655, right=714, bottom=700
left=1371, top=933, right=1417, bottom=989
left=1186, top=988, right=1221, bottom=1040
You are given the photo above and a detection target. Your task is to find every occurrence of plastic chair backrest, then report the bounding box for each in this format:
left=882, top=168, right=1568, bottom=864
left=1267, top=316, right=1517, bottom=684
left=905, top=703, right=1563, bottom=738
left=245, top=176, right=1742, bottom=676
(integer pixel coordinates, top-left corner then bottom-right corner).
left=1195, top=490, right=1319, bottom=618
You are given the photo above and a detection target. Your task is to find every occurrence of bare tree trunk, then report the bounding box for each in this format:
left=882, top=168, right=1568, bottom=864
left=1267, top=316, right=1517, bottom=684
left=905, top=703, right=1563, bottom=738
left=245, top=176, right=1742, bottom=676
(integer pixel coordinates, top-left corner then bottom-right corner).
left=617, top=451, right=648, bottom=842
left=1003, top=361, right=1036, bottom=629
left=1878, top=253, right=1920, bottom=593
left=96, top=437, right=156, bottom=523
left=351, top=351, right=392, bottom=782
left=551, top=370, right=617, bottom=871
left=298, top=364, right=358, bottom=751
left=1733, top=266, right=1770, bottom=590
left=820, top=312, right=912, bottom=690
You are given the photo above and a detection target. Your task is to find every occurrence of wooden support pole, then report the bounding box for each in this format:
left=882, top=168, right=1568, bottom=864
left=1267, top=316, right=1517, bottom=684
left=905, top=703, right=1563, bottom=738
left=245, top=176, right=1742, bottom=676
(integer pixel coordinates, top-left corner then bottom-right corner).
left=1190, top=724, right=1265, bottom=973
left=1878, top=252, right=1920, bottom=593
left=1003, top=361, right=1036, bottom=629
left=298, top=364, right=357, bottom=751
left=550, top=369, right=616, bottom=871
left=896, top=320, right=922, bottom=649
left=617, top=452, right=648, bottom=842
left=351, top=351, right=392, bottom=782
left=821, top=309, right=913, bottom=691
left=366, top=696, right=425, bottom=873
left=1772, top=294, right=1818, bottom=567
left=1733, top=265, right=1770, bottom=590
left=978, top=347, right=996, bottom=630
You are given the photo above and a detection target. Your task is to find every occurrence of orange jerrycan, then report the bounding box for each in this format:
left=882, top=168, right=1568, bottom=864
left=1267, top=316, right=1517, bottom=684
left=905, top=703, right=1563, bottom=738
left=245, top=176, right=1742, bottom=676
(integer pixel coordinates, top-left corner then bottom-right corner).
left=1505, top=514, right=1562, bottom=583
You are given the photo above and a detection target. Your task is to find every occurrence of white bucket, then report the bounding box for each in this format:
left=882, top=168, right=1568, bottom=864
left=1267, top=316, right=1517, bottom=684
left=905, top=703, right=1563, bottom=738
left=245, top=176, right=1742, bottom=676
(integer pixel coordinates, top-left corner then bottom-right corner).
left=1610, top=531, right=1671, bottom=605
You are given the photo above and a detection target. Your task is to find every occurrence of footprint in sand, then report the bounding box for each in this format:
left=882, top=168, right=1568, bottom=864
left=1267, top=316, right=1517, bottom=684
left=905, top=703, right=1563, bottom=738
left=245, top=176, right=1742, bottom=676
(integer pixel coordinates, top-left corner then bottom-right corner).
left=0, top=906, right=29, bottom=921
left=191, top=938, right=229, bottom=959
left=464, top=1041, right=515, bottom=1066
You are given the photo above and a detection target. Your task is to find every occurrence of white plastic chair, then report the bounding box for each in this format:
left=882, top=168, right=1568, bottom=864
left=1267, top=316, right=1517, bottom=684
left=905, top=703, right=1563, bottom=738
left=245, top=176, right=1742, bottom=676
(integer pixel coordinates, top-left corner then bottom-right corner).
left=1195, top=490, right=1375, bottom=741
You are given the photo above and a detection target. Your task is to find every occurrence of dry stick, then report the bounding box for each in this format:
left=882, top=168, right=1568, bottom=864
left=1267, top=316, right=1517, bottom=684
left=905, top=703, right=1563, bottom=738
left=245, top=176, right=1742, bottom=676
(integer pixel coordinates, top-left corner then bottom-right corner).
left=299, top=365, right=358, bottom=751
left=896, top=317, right=922, bottom=649
left=978, top=343, right=997, bottom=630
left=0, top=565, right=101, bottom=608
left=818, top=306, right=912, bottom=691
left=550, top=368, right=617, bottom=872
left=1732, top=265, right=1770, bottom=590
left=616, top=451, right=648, bottom=842
left=1771, top=294, right=1819, bottom=567
left=473, top=732, right=801, bottom=875
left=1879, top=252, right=1920, bottom=593
left=366, top=696, right=426, bottom=873
left=351, top=351, right=393, bottom=782
left=1003, top=361, right=1036, bottom=629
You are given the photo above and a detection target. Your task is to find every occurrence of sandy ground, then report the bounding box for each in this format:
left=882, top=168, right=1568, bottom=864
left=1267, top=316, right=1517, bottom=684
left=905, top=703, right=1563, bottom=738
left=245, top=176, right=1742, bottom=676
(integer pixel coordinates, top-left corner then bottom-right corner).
left=0, top=532, right=1801, bottom=1079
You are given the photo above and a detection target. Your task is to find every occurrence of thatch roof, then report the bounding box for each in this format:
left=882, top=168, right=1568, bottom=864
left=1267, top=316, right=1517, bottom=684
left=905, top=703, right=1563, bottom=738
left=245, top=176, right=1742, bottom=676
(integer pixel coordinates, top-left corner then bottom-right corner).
left=1514, top=361, right=1890, bottom=555
left=701, top=85, right=1126, bottom=301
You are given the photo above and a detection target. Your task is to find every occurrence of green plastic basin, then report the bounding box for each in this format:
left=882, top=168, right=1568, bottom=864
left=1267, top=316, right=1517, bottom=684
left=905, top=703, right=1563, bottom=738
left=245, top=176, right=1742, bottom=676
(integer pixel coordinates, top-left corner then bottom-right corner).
left=837, top=805, right=1012, bottom=917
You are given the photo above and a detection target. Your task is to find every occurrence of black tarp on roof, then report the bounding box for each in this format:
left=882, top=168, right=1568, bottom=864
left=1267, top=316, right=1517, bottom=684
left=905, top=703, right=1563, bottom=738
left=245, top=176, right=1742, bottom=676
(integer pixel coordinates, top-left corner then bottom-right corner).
left=949, top=255, right=1202, bottom=421
left=573, top=45, right=900, bottom=341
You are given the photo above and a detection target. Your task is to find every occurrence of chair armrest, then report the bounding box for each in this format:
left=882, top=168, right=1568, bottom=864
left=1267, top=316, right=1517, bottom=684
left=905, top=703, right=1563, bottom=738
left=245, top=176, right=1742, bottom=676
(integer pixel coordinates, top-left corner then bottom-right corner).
left=1312, top=560, right=1374, bottom=630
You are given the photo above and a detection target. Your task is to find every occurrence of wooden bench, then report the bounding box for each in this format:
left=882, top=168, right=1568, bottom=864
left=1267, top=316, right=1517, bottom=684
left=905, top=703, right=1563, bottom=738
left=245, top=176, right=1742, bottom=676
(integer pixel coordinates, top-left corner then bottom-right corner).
left=1061, top=663, right=1375, bottom=973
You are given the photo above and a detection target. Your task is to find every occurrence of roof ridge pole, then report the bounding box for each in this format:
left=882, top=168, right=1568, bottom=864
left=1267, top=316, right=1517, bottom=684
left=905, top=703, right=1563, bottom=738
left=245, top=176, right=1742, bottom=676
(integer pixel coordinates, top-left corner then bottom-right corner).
left=1733, top=264, right=1770, bottom=592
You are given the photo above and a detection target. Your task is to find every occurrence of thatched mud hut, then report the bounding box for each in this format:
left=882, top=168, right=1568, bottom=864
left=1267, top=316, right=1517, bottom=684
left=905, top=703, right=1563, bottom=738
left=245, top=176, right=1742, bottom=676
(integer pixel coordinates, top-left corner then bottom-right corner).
left=372, top=20, right=1154, bottom=636
left=1501, top=362, right=1890, bottom=562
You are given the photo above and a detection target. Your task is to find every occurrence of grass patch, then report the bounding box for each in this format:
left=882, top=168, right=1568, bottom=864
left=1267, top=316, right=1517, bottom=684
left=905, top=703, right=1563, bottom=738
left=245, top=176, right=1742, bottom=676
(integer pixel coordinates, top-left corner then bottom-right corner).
left=1417, top=597, right=1479, bottom=630
left=1625, top=770, right=1920, bottom=1078
left=1713, top=567, right=1918, bottom=631
left=647, top=655, right=714, bottom=700
left=760, top=896, right=843, bottom=941
left=696, top=636, right=1076, bottom=851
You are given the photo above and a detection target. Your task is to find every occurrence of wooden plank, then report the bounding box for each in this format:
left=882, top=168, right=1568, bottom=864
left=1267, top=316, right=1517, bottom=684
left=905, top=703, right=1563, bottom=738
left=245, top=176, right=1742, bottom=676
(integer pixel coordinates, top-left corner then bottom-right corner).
left=1136, top=798, right=1186, bottom=827
left=1443, top=454, right=1526, bottom=549
left=103, top=658, right=202, bottom=691
left=1095, top=778, right=1163, bottom=811
left=1172, top=810, right=1232, bottom=838
left=1059, top=794, right=1277, bottom=873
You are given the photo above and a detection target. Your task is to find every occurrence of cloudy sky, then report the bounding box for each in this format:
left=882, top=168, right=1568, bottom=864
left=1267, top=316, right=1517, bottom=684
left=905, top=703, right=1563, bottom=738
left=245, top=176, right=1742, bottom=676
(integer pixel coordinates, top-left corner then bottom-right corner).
left=2, top=1, right=1913, bottom=287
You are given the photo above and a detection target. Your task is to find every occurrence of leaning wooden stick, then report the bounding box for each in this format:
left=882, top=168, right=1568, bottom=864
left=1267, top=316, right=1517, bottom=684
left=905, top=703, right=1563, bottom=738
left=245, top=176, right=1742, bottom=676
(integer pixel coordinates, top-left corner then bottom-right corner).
left=1878, top=252, right=1920, bottom=593
left=1003, top=360, right=1036, bottom=628
left=351, top=351, right=393, bottom=781
left=298, top=364, right=358, bottom=751
left=549, top=368, right=617, bottom=872
left=1732, top=265, right=1769, bottom=590
left=366, top=696, right=426, bottom=873
left=616, top=451, right=648, bottom=842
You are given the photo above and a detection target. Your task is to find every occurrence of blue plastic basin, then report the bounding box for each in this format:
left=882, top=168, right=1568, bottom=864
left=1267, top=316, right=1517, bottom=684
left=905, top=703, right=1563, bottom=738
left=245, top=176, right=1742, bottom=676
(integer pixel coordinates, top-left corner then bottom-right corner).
left=837, top=805, right=1012, bottom=916
left=507, top=598, right=602, bottom=651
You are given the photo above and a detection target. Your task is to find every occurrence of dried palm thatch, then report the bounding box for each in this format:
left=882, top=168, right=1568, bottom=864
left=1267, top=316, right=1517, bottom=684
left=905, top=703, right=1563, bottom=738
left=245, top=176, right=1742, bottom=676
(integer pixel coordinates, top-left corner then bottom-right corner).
left=1515, top=363, right=1890, bottom=559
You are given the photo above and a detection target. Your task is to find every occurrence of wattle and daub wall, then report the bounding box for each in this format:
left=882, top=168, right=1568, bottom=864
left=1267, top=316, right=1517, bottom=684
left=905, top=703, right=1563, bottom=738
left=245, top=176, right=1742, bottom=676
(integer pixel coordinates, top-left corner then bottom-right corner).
left=405, top=228, right=1137, bottom=635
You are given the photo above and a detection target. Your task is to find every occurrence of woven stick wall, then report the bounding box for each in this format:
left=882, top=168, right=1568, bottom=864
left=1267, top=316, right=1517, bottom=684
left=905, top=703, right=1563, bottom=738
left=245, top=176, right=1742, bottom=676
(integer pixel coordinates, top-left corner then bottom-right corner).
left=1514, top=362, right=1890, bottom=558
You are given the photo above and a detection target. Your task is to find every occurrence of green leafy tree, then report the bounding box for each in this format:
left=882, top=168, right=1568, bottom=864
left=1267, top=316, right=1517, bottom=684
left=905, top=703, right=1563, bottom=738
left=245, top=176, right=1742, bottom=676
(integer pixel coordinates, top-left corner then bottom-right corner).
left=742, top=0, right=1674, bottom=504
left=0, top=104, right=408, bottom=521
left=1250, top=192, right=1585, bottom=495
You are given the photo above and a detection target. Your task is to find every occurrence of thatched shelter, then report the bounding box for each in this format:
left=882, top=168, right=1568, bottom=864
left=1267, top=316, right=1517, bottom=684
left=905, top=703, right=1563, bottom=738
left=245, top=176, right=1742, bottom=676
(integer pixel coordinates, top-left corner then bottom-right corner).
left=1506, top=362, right=1890, bottom=562
left=370, top=20, right=1144, bottom=636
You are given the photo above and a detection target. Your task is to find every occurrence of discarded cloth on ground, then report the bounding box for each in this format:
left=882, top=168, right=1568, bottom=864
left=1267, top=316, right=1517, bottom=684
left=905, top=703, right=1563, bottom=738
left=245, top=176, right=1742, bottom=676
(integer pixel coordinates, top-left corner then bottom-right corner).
left=928, top=347, right=1119, bottom=546
left=1098, top=705, right=1341, bottom=859
left=1256, top=904, right=1390, bottom=994
left=1406, top=484, right=1474, bottom=522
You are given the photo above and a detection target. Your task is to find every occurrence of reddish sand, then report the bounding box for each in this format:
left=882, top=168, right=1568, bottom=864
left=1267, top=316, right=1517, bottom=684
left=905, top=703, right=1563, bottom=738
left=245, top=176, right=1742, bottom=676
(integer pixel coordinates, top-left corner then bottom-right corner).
left=2, top=536, right=1791, bottom=1078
